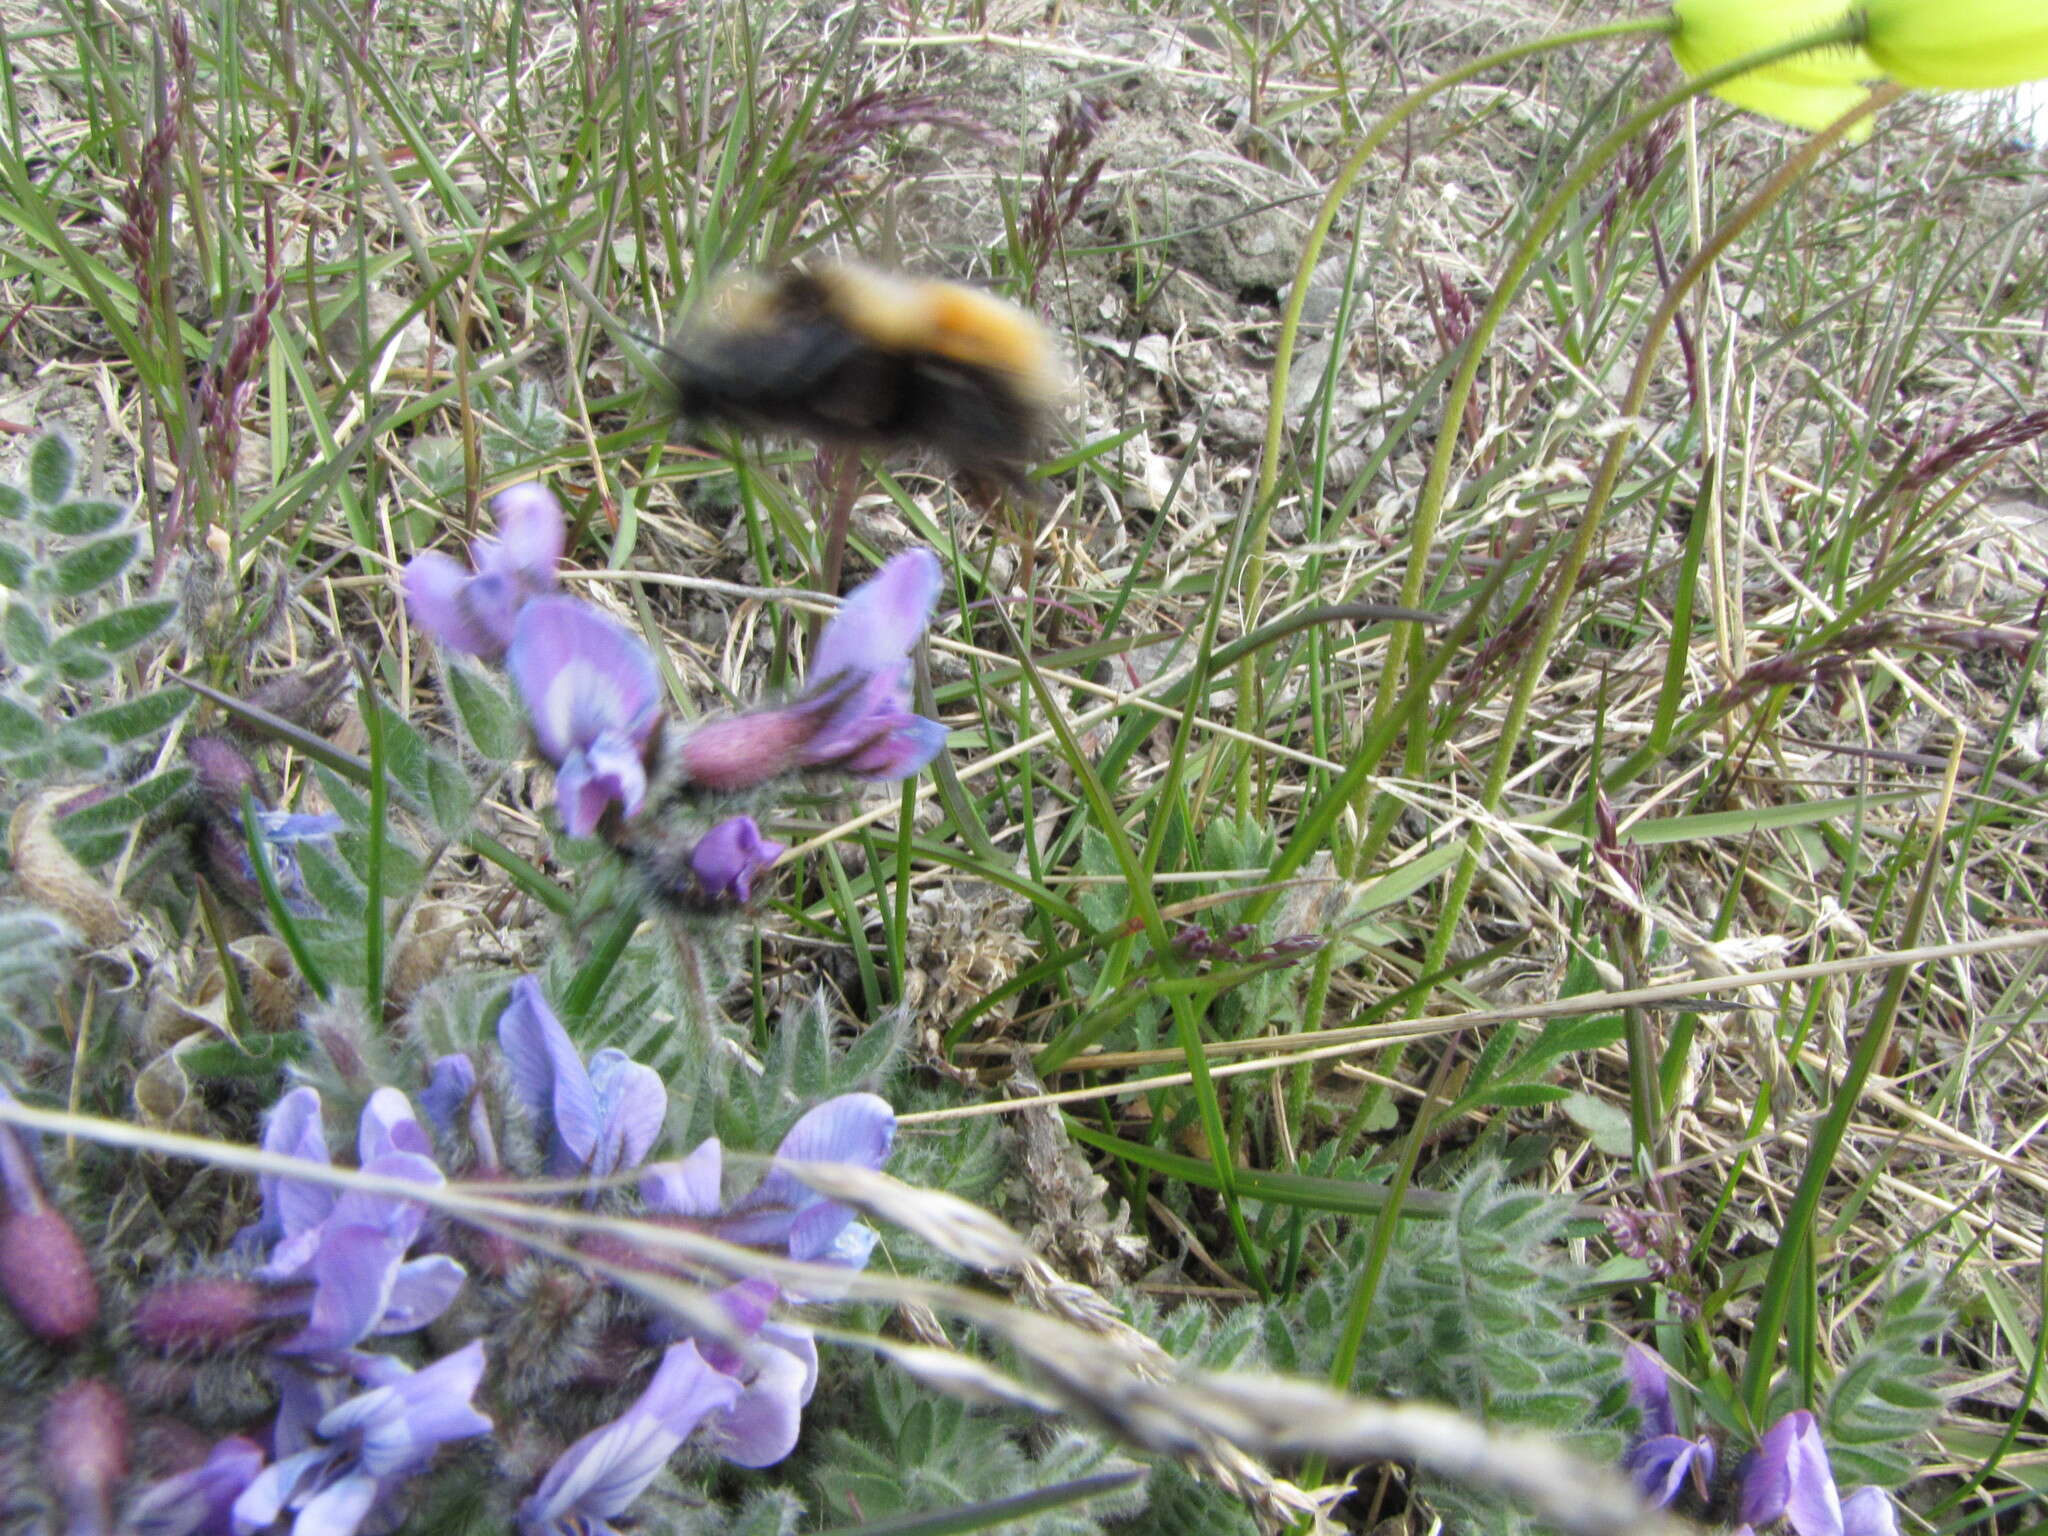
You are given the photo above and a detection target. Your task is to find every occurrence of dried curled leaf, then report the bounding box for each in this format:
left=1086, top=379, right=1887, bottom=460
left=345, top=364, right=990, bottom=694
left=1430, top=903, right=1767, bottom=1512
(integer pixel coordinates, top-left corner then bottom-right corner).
left=8, top=789, right=131, bottom=948
left=142, top=935, right=302, bottom=1050
left=386, top=903, right=466, bottom=1013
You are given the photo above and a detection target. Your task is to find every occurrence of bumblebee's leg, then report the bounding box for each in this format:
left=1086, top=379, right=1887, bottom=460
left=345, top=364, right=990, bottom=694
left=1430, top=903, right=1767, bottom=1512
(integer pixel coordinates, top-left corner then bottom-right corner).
left=812, top=444, right=863, bottom=643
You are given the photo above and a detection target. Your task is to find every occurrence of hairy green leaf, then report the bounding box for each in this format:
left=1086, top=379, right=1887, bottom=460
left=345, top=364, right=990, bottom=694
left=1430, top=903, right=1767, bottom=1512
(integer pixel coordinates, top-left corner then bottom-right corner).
left=27, top=432, right=76, bottom=507
left=444, top=659, right=522, bottom=762
left=47, top=530, right=139, bottom=596
left=0, top=692, right=47, bottom=753
left=65, top=688, right=190, bottom=744
left=63, top=598, right=177, bottom=656
left=38, top=497, right=128, bottom=538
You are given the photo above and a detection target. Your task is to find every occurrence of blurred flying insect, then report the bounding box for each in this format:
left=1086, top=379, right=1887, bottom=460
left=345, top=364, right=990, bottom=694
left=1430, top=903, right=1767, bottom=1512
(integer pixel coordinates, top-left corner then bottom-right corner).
left=655, top=262, right=1066, bottom=502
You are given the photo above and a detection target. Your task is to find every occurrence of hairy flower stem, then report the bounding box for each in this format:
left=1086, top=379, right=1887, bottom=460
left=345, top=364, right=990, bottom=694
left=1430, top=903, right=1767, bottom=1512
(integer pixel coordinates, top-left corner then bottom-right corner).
left=814, top=445, right=860, bottom=641
left=1410, top=79, right=1899, bottom=1012
left=1234, top=14, right=1677, bottom=818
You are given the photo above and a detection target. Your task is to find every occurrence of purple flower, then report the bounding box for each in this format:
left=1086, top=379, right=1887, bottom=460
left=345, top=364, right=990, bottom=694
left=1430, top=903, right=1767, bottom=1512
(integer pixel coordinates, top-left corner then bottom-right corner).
left=496, top=977, right=666, bottom=1189
left=639, top=1091, right=893, bottom=1268
left=514, top=1341, right=742, bottom=1535
left=677, top=549, right=947, bottom=791
left=1621, top=1344, right=1716, bottom=1507
left=256, top=1087, right=334, bottom=1246
left=231, top=1342, right=492, bottom=1536
left=687, top=1278, right=817, bottom=1468
left=126, top=1436, right=265, bottom=1536
left=418, top=1053, right=502, bottom=1171
left=1839, top=1486, right=1903, bottom=1536
left=505, top=597, right=664, bottom=837
left=402, top=482, right=564, bottom=661
left=417, top=1054, right=478, bottom=1146
left=253, top=1088, right=465, bottom=1357
left=1740, top=1410, right=1850, bottom=1536
left=687, top=816, right=785, bottom=906
left=184, top=729, right=345, bottom=917
left=1623, top=1348, right=1904, bottom=1536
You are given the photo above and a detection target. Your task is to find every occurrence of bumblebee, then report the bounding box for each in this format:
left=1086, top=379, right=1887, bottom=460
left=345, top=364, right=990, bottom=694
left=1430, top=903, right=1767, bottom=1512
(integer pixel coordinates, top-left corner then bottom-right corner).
left=659, top=263, right=1064, bottom=495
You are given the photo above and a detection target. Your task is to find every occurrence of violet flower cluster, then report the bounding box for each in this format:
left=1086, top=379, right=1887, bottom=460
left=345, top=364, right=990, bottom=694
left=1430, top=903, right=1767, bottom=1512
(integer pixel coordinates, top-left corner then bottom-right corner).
left=399, top=482, right=949, bottom=908
left=1623, top=1346, right=1901, bottom=1535
left=109, top=976, right=895, bottom=1536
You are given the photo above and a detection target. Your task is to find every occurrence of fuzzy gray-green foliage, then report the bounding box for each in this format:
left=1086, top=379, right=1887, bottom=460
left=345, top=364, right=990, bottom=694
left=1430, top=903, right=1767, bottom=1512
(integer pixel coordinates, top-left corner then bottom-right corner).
left=1256, top=1160, right=1622, bottom=1533
left=1818, top=1272, right=1949, bottom=1489
left=814, top=1359, right=1148, bottom=1534
left=0, top=434, right=189, bottom=850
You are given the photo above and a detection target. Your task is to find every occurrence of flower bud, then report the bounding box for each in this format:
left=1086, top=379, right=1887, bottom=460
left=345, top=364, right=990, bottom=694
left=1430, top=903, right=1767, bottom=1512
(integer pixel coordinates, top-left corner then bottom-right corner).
left=0, top=1205, right=99, bottom=1344
left=40, top=1379, right=129, bottom=1536
left=687, top=817, right=785, bottom=907
left=677, top=710, right=818, bottom=792
left=186, top=733, right=262, bottom=809
left=131, top=1277, right=267, bottom=1353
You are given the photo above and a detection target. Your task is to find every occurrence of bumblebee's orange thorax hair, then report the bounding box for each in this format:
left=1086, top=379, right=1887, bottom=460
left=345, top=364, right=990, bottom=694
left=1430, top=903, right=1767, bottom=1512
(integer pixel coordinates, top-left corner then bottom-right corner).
left=820, top=266, right=1061, bottom=402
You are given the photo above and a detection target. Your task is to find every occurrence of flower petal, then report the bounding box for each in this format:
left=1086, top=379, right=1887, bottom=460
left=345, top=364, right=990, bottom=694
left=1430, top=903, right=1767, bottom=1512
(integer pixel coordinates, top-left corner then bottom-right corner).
left=254, top=811, right=345, bottom=844
left=553, top=732, right=649, bottom=838
left=375, top=1255, right=467, bottom=1335
left=358, top=1087, right=432, bottom=1165
left=324, top=1152, right=444, bottom=1249
left=322, top=1341, right=491, bottom=1477
left=1623, top=1344, right=1679, bottom=1439
left=688, top=817, right=786, bottom=904
left=516, top=1341, right=740, bottom=1534
left=771, top=1092, right=897, bottom=1170
left=837, top=713, right=948, bottom=781
left=1669, top=0, right=1881, bottom=136
left=1625, top=1434, right=1716, bottom=1510
left=419, top=1055, right=477, bottom=1142
left=1863, top=0, right=2048, bottom=88
left=812, top=548, right=941, bottom=687
left=278, top=1225, right=403, bottom=1355
left=505, top=597, right=662, bottom=767
left=1840, top=1486, right=1901, bottom=1536
left=231, top=1447, right=330, bottom=1534
left=287, top=1470, right=381, bottom=1536
left=484, top=483, right=566, bottom=582
left=641, top=1139, right=722, bottom=1217
left=126, top=1435, right=266, bottom=1536
left=1742, top=1411, right=1842, bottom=1536
left=587, top=1049, right=667, bottom=1179
left=707, top=1336, right=811, bottom=1468
left=403, top=552, right=507, bottom=659
left=497, top=977, right=601, bottom=1176
left=261, top=1087, right=333, bottom=1242
left=717, top=1094, right=894, bottom=1258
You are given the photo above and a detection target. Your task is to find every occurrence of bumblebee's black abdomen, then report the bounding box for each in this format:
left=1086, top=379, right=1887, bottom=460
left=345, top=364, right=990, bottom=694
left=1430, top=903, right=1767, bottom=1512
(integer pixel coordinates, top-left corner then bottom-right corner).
left=897, top=356, right=1041, bottom=480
